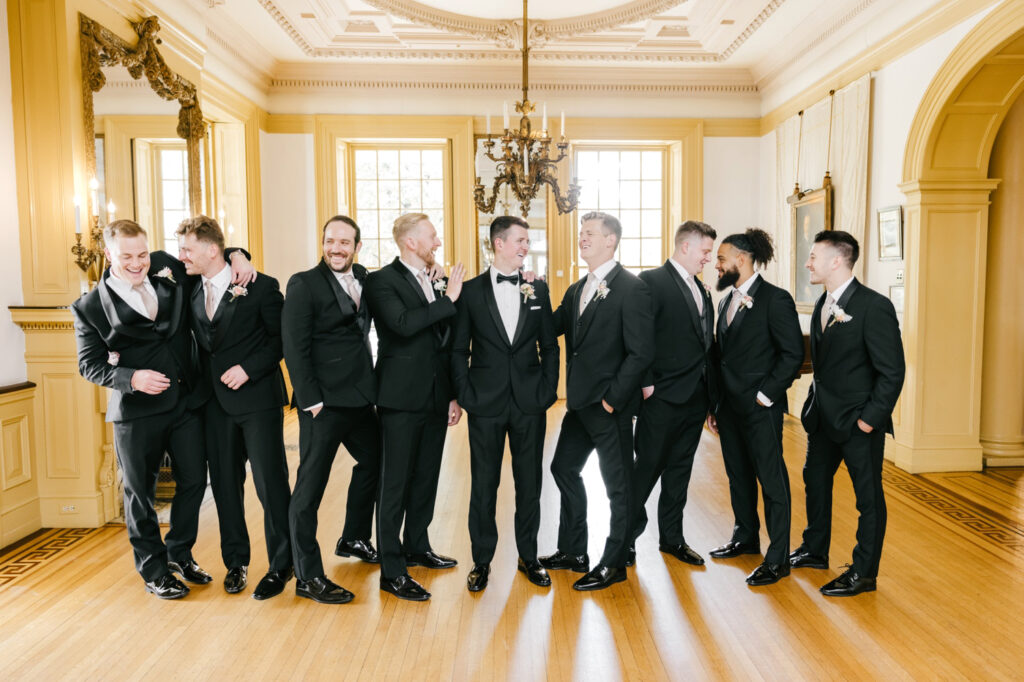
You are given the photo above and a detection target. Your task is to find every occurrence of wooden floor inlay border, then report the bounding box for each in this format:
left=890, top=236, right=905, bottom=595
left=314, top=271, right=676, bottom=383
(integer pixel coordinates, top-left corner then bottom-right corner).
left=0, top=527, right=107, bottom=587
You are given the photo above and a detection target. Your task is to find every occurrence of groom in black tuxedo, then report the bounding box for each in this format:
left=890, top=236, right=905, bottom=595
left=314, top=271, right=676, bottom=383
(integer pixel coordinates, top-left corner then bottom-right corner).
left=72, top=220, right=251, bottom=598
left=793, top=230, right=905, bottom=597
left=364, top=212, right=466, bottom=602
left=540, top=211, right=654, bottom=591
left=177, top=215, right=292, bottom=600
left=630, top=220, right=718, bottom=568
left=707, top=228, right=803, bottom=586
left=282, top=215, right=382, bottom=605
left=452, top=216, right=559, bottom=592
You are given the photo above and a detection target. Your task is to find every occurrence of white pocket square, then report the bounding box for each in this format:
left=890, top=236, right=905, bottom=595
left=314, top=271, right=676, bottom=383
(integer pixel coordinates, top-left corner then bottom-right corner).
left=530, top=305, right=541, bottom=310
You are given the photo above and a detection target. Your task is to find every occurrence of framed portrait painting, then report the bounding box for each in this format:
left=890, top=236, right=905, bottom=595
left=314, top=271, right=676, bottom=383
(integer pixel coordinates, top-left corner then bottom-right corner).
left=788, top=174, right=833, bottom=313
left=877, top=205, right=903, bottom=261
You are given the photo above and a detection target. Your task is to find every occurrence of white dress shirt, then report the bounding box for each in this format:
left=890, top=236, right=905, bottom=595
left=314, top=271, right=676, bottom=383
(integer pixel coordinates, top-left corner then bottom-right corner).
left=400, top=258, right=436, bottom=302
left=490, top=266, right=521, bottom=343
left=202, top=263, right=233, bottom=318
left=728, top=273, right=775, bottom=408
left=333, top=268, right=362, bottom=306
left=668, top=257, right=704, bottom=314
left=580, top=259, right=617, bottom=310
left=105, top=271, right=159, bottom=320
left=827, top=276, right=855, bottom=309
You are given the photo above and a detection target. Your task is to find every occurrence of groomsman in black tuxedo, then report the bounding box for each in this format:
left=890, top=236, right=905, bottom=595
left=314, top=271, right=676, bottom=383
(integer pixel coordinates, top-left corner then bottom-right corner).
left=176, top=216, right=292, bottom=600
left=72, top=220, right=251, bottom=598
left=452, top=216, right=559, bottom=592
left=707, top=228, right=803, bottom=586
left=630, top=220, right=718, bottom=568
left=364, top=212, right=466, bottom=602
left=282, top=215, right=382, bottom=605
left=540, top=211, right=654, bottom=591
left=793, top=230, right=905, bottom=597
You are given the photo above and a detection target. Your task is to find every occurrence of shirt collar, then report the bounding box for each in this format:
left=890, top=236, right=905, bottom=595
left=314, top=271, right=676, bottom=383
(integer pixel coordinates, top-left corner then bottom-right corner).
left=107, top=270, right=155, bottom=296
left=667, top=257, right=695, bottom=284
left=399, top=257, right=426, bottom=279
left=490, top=264, right=519, bottom=284
left=587, top=259, right=617, bottom=283
left=203, top=263, right=232, bottom=289
left=733, top=271, right=761, bottom=296
left=829, top=275, right=855, bottom=302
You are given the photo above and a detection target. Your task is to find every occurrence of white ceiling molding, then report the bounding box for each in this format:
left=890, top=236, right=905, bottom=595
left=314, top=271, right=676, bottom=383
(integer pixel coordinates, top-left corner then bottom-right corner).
left=269, top=77, right=757, bottom=95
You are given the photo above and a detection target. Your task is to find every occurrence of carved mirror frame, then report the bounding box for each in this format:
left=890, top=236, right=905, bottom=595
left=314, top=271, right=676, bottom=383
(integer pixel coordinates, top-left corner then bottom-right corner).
left=79, top=14, right=203, bottom=218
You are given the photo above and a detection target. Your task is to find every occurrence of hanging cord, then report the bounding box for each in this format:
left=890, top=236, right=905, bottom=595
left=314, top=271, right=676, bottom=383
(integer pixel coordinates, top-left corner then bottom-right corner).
left=794, top=110, right=804, bottom=194
left=825, top=89, right=836, bottom=173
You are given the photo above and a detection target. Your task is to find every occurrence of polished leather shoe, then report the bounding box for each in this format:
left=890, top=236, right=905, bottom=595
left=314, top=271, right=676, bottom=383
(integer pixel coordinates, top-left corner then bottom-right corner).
left=335, top=538, right=380, bottom=564
left=380, top=574, right=430, bottom=601
left=708, top=541, right=760, bottom=559
left=539, top=551, right=589, bottom=573
left=517, top=558, right=551, bottom=587
left=746, top=561, right=790, bottom=586
left=168, top=559, right=212, bottom=585
left=660, top=542, right=705, bottom=566
left=144, top=573, right=189, bottom=599
left=252, top=567, right=293, bottom=600
left=820, top=568, right=876, bottom=597
left=405, top=550, right=457, bottom=569
left=224, top=566, right=248, bottom=594
left=296, top=576, right=354, bottom=604
left=789, top=547, right=829, bottom=569
left=625, top=546, right=636, bottom=567
left=573, top=565, right=627, bottom=591
left=467, top=563, right=490, bottom=592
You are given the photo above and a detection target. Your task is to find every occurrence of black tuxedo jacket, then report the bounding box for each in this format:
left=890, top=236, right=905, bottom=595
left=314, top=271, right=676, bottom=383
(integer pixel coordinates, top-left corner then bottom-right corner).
left=190, top=271, right=288, bottom=415
left=282, top=260, right=375, bottom=410
left=552, top=263, right=654, bottom=414
left=801, top=278, right=905, bottom=440
left=452, top=272, right=559, bottom=417
left=364, top=257, right=457, bottom=412
left=713, top=275, right=803, bottom=416
left=639, top=261, right=718, bottom=406
left=72, top=251, right=200, bottom=422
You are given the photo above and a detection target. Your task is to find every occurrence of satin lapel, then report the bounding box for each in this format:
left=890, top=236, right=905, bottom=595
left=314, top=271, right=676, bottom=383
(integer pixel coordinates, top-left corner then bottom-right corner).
left=810, top=292, right=826, bottom=360
left=394, top=258, right=429, bottom=306
left=190, top=285, right=212, bottom=350
left=665, top=262, right=703, bottom=342
left=97, top=273, right=161, bottom=340
left=151, top=274, right=182, bottom=336
left=576, top=264, right=622, bottom=345
left=716, top=293, right=729, bottom=344
left=353, top=265, right=370, bottom=336
left=482, top=275, right=510, bottom=346
left=210, top=288, right=239, bottom=349
left=510, top=281, right=529, bottom=346
left=317, top=260, right=357, bottom=319
left=820, top=279, right=861, bottom=354
left=701, top=285, right=714, bottom=350
left=725, top=275, right=762, bottom=341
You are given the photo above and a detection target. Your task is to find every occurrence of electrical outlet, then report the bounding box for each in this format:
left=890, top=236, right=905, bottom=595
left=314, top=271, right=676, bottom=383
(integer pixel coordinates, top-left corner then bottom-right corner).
left=60, top=504, right=77, bottom=514
left=896, top=270, right=904, bottom=283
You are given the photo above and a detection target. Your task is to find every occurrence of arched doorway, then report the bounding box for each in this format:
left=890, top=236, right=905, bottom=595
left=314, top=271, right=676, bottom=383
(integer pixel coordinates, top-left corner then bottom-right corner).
left=897, top=1, right=1024, bottom=472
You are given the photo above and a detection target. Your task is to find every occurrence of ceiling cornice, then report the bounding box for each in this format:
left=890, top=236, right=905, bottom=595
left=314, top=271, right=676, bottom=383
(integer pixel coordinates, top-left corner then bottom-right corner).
left=269, top=77, right=757, bottom=95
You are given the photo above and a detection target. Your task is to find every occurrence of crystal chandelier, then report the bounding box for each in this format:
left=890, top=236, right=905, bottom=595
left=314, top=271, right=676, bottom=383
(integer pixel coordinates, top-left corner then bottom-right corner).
left=473, top=0, right=580, bottom=218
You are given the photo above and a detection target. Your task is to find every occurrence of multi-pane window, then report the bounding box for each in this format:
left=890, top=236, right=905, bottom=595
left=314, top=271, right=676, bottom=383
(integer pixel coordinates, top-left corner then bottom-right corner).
left=156, top=146, right=189, bottom=253
left=350, top=146, right=447, bottom=270
left=574, top=148, right=665, bottom=276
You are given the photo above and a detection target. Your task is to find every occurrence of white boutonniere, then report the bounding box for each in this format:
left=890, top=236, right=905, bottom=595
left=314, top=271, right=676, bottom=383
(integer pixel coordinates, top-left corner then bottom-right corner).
left=228, top=285, right=248, bottom=302
left=520, top=282, right=536, bottom=303
left=829, top=305, right=853, bottom=325
left=154, top=267, right=176, bottom=284
left=594, top=280, right=610, bottom=301
left=740, top=294, right=754, bottom=309
left=107, top=351, right=120, bottom=366
left=434, top=279, right=447, bottom=295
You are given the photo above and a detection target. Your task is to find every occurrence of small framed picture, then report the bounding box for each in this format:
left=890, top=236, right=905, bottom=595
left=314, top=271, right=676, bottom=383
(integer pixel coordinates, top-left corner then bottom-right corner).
left=889, top=285, right=905, bottom=313
left=877, top=205, right=903, bottom=261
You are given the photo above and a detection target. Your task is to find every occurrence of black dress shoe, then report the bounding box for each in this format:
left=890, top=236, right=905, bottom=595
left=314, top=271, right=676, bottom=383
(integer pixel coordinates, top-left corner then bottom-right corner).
left=517, top=559, right=551, bottom=587
left=380, top=574, right=430, bottom=601
left=708, top=541, right=760, bottom=559
left=224, top=566, right=248, bottom=594
left=253, top=568, right=294, bottom=600
left=296, top=576, right=354, bottom=604
left=820, top=568, right=876, bottom=597
left=144, top=574, right=189, bottom=600
left=660, top=542, right=705, bottom=566
left=405, top=550, right=457, bottom=569
left=572, top=565, right=627, bottom=591
left=625, top=546, right=636, bottom=567
left=335, top=538, right=380, bottom=564
left=788, top=547, right=829, bottom=569
left=746, top=561, right=791, bottom=586
left=467, top=563, right=490, bottom=592
left=539, top=551, right=589, bottom=573
left=168, top=559, right=213, bottom=585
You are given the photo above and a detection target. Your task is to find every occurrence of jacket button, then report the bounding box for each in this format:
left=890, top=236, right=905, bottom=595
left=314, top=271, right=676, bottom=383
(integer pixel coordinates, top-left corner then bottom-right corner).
left=573, top=352, right=579, bottom=357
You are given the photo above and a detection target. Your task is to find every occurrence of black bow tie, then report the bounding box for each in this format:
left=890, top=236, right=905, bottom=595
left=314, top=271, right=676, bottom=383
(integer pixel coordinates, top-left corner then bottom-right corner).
left=496, top=273, right=519, bottom=285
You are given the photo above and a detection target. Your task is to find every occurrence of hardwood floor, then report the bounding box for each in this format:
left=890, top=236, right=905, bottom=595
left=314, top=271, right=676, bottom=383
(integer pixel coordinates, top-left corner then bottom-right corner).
left=1, top=404, right=1022, bottom=680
